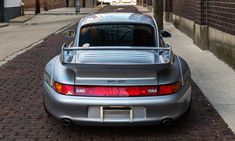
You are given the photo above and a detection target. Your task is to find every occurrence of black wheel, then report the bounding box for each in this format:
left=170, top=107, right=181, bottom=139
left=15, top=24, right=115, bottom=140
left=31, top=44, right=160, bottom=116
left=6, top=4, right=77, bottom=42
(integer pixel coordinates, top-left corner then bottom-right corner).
left=186, top=101, right=191, bottom=114
left=184, top=96, right=192, bottom=116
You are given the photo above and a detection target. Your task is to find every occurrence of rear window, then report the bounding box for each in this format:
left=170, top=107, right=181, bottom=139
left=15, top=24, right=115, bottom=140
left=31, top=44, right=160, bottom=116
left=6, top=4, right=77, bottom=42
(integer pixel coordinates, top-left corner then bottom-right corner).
left=79, top=24, right=155, bottom=47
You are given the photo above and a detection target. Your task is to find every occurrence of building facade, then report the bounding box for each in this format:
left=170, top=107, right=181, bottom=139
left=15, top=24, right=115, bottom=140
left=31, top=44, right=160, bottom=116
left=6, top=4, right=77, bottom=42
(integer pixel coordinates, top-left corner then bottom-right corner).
left=23, top=0, right=65, bottom=10
left=137, top=0, right=235, bottom=70
left=169, top=0, right=235, bottom=70
left=65, top=0, right=75, bottom=7
left=23, top=0, right=97, bottom=10
left=66, top=0, right=97, bottom=8
left=0, top=0, right=22, bottom=22
left=0, top=0, right=3, bottom=22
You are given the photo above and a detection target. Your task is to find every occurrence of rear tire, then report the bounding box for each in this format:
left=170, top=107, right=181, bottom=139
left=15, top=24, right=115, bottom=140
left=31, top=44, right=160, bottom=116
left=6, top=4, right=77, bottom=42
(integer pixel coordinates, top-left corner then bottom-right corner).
left=184, top=96, right=192, bottom=116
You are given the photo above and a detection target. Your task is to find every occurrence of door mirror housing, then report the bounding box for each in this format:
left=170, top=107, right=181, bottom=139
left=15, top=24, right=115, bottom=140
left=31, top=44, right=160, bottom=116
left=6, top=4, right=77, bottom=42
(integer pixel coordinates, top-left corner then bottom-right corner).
left=161, top=30, right=171, bottom=38
left=63, top=30, right=75, bottom=38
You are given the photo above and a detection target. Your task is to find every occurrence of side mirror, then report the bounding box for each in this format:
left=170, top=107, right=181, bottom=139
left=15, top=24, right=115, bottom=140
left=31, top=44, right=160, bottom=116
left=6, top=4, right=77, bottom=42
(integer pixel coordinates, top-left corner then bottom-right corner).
left=63, top=30, right=75, bottom=38
left=161, top=30, right=171, bottom=38
left=62, top=43, right=67, bottom=48
left=62, top=41, right=74, bottom=48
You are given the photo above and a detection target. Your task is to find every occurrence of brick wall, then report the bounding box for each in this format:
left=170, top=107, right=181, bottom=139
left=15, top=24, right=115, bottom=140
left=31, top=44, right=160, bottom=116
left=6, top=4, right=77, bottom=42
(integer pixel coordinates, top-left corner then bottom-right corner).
left=23, top=0, right=64, bottom=10
left=164, top=0, right=172, bottom=12
left=172, top=0, right=235, bottom=35
left=146, top=0, right=152, bottom=7
left=167, top=0, right=235, bottom=69
left=0, top=0, right=3, bottom=22
left=207, top=0, right=235, bottom=35
left=173, top=0, right=195, bottom=21
left=194, top=0, right=207, bottom=25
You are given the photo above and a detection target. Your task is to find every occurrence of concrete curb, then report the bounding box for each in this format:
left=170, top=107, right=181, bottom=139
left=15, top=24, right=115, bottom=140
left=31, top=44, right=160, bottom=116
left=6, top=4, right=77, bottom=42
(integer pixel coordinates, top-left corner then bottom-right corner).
left=9, top=15, right=34, bottom=23
left=37, top=13, right=88, bottom=16
left=0, top=23, right=9, bottom=28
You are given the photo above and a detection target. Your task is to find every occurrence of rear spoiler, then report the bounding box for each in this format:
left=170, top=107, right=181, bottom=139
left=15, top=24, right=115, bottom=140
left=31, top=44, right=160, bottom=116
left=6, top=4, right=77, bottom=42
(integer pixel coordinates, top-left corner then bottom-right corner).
left=61, top=45, right=173, bottom=71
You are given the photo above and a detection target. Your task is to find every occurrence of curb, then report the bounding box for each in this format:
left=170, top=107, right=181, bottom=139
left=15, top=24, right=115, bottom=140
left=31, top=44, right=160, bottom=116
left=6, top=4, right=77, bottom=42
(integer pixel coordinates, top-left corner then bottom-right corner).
left=0, top=23, right=9, bottom=28
left=9, top=15, right=34, bottom=23
left=36, top=12, right=89, bottom=16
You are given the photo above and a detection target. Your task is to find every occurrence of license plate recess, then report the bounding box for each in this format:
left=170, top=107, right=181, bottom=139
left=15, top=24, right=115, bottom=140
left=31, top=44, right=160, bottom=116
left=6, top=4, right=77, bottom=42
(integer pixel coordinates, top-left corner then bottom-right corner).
left=100, top=106, right=133, bottom=122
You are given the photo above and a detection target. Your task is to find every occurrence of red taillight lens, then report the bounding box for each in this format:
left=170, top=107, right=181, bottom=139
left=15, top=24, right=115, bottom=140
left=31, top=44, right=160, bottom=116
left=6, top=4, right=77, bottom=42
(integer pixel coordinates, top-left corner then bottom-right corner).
left=159, top=82, right=181, bottom=96
left=75, top=86, right=158, bottom=97
left=53, top=82, right=74, bottom=95
left=52, top=82, right=181, bottom=96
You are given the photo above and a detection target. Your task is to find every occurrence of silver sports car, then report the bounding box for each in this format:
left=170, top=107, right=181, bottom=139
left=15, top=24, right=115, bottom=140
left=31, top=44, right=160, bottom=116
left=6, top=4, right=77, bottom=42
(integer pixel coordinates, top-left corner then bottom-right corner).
left=43, top=13, right=191, bottom=126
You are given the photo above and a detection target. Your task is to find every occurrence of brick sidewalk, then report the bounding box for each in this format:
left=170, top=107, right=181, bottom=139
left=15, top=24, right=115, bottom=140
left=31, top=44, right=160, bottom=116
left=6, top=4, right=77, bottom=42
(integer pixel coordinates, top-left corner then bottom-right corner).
left=0, top=6, right=235, bottom=141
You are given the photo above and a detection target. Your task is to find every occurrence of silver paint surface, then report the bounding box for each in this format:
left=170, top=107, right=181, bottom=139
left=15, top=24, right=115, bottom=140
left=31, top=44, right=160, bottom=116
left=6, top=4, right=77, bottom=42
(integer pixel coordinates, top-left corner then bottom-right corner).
left=43, top=13, right=191, bottom=126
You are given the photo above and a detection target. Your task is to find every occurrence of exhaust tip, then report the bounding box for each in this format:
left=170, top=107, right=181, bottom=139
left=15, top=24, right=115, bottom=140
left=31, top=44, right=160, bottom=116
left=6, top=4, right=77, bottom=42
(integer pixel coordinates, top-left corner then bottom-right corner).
left=61, top=118, right=72, bottom=126
left=161, top=118, right=173, bottom=127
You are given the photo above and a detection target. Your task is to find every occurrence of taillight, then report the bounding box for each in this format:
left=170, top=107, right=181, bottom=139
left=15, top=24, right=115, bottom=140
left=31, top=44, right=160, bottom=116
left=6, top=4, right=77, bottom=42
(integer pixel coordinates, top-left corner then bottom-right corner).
left=52, top=82, right=181, bottom=96
left=75, top=86, right=158, bottom=97
left=159, top=82, right=181, bottom=96
left=53, top=82, right=74, bottom=95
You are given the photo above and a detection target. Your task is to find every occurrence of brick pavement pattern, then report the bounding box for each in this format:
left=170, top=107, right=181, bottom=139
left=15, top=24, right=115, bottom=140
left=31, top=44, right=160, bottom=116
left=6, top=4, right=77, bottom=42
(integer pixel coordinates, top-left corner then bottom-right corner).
left=0, top=6, right=235, bottom=141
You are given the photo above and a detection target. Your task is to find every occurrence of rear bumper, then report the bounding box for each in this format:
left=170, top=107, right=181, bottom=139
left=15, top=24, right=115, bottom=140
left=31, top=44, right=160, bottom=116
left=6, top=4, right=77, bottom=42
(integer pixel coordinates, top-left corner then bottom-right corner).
left=43, top=81, right=191, bottom=126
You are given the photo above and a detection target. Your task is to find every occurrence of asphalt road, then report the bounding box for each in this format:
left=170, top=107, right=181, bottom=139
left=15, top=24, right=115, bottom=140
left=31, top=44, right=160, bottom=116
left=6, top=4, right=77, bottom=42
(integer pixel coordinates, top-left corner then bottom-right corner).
left=0, top=6, right=234, bottom=141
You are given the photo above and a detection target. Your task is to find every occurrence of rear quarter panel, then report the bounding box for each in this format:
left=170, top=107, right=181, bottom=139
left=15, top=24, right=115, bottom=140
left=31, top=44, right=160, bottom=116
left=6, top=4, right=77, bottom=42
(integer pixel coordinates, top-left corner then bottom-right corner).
left=158, top=55, right=191, bottom=86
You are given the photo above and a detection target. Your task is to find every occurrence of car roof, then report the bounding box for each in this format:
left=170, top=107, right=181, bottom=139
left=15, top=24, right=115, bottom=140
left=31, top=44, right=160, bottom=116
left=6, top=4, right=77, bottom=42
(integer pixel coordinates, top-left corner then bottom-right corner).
left=79, top=12, right=156, bottom=27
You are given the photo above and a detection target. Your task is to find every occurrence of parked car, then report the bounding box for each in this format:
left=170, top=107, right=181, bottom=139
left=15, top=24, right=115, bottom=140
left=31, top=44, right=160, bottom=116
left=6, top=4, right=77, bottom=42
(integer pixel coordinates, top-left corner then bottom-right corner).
left=43, top=13, right=192, bottom=126
left=98, top=0, right=136, bottom=5
left=98, top=0, right=120, bottom=4
left=120, top=0, right=136, bottom=4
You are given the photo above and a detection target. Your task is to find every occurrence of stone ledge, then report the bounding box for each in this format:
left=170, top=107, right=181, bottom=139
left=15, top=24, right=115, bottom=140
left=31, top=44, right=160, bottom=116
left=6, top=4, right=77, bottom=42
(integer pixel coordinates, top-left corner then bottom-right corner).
left=9, top=15, right=34, bottom=23
left=0, top=23, right=9, bottom=28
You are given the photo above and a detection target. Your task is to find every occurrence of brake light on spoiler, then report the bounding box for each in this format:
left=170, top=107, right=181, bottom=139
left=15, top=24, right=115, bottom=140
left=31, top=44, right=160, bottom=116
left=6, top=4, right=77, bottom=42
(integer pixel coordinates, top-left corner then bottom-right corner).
left=53, top=82, right=181, bottom=97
